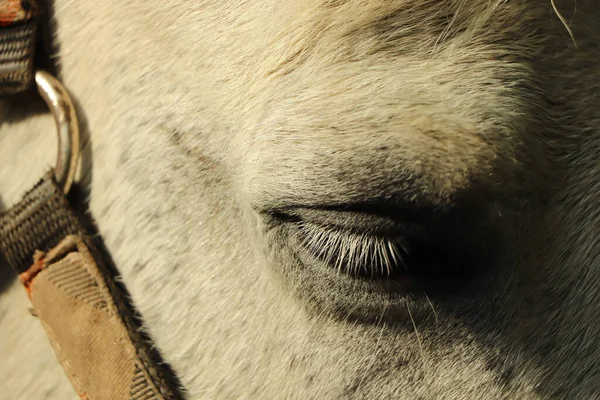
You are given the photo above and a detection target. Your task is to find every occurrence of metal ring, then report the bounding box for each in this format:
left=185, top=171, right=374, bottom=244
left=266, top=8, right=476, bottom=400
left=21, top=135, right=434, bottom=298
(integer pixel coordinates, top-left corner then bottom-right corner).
left=34, top=70, right=80, bottom=194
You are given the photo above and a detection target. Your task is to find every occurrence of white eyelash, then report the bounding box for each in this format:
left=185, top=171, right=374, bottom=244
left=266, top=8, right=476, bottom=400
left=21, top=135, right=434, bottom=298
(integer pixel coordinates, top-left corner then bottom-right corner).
left=295, top=221, right=410, bottom=277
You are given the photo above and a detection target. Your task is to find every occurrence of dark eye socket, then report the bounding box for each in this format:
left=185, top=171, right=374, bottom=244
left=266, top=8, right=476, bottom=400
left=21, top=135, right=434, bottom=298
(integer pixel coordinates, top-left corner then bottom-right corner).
left=271, top=205, right=483, bottom=283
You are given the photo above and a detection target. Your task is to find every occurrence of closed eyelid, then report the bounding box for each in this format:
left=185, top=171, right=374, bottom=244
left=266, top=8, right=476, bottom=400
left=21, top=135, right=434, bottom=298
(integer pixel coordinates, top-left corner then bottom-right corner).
left=294, top=220, right=412, bottom=277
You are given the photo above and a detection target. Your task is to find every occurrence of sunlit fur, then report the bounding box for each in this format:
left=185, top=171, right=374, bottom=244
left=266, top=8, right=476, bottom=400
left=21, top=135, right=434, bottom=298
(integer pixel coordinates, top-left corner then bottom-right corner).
left=1, top=0, right=600, bottom=398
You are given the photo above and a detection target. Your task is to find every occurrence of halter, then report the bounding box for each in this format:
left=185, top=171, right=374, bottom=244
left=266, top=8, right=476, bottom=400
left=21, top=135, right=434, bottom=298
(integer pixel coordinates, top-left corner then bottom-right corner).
left=0, top=2, right=183, bottom=398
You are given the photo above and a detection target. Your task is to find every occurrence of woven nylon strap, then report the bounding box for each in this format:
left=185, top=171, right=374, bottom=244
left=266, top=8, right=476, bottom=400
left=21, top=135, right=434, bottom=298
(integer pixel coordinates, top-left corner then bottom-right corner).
left=0, top=0, right=36, bottom=95
left=0, top=172, right=183, bottom=399
left=0, top=172, right=82, bottom=273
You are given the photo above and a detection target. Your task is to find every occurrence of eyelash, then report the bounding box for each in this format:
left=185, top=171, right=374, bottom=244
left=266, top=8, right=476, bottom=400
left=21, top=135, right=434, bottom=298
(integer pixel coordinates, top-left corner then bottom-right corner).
left=295, top=221, right=411, bottom=277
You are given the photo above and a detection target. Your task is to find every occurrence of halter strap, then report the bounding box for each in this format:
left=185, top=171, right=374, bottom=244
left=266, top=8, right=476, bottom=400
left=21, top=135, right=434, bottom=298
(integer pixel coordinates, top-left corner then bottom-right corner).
left=0, top=2, right=184, bottom=398
left=0, top=0, right=36, bottom=95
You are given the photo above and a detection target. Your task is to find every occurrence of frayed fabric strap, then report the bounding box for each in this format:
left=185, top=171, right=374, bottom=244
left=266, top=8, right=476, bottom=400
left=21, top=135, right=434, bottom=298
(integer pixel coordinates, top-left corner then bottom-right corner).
left=0, top=173, right=183, bottom=400
left=0, top=0, right=37, bottom=95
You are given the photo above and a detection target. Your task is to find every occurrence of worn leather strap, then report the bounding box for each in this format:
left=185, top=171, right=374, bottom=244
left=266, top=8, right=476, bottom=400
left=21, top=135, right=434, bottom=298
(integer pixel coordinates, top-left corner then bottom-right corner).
left=24, top=236, right=171, bottom=400
left=0, top=173, right=184, bottom=399
left=0, top=0, right=37, bottom=95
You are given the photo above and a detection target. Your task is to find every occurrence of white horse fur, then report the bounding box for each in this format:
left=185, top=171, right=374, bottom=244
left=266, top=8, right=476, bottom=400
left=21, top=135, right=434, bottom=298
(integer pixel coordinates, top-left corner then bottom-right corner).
left=1, top=0, right=599, bottom=398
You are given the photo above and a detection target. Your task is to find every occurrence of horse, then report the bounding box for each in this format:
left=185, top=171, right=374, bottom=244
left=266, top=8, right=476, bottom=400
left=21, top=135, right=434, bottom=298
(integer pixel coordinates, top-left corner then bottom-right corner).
left=1, top=0, right=599, bottom=398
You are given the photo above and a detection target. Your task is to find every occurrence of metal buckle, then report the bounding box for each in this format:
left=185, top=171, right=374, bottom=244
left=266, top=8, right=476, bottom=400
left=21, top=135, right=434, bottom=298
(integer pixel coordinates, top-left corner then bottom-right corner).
left=34, top=70, right=79, bottom=194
